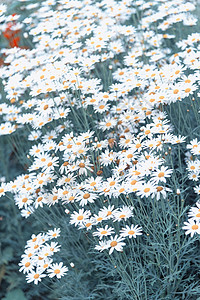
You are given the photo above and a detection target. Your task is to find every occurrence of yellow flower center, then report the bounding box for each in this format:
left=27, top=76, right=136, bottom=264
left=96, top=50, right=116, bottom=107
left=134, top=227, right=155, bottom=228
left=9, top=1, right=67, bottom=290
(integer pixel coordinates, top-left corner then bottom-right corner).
left=158, top=172, right=165, bottom=177
left=119, top=214, right=126, bottom=219
left=128, top=230, right=135, bottom=235
left=192, top=224, right=198, bottom=230
left=109, top=181, right=115, bottom=186
left=83, top=193, right=90, bottom=199
left=135, top=143, right=141, bottom=148
left=173, top=89, right=179, bottom=94
left=101, top=230, right=107, bottom=235
left=110, top=241, right=118, bottom=247
left=79, top=163, right=85, bottom=168
left=25, top=262, right=30, bottom=267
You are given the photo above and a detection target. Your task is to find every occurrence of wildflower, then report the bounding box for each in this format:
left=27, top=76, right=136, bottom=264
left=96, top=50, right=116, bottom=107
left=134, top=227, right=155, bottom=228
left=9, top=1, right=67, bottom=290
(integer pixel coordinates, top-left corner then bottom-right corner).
left=26, top=269, right=46, bottom=285
left=182, top=219, right=200, bottom=237
left=76, top=191, right=98, bottom=206
left=28, top=130, right=42, bottom=141
left=47, top=228, right=61, bottom=239
left=99, top=205, right=118, bottom=219
left=113, top=206, right=133, bottom=222
left=136, top=182, right=157, bottom=198
left=21, top=207, right=35, bottom=218
left=70, top=209, right=91, bottom=227
left=98, top=117, right=117, bottom=131
left=106, top=235, right=126, bottom=255
left=120, top=224, right=143, bottom=239
left=95, top=240, right=108, bottom=252
left=151, top=166, right=173, bottom=184
left=19, top=258, right=34, bottom=274
left=93, top=225, right=115, bottom=240
left=47, top=262, right=68, bottom=279
left=74, top=159, right=93, bottom=175
left=193, top=185, right=200, bottom=195
left=0, top=182, right=8, bottom=197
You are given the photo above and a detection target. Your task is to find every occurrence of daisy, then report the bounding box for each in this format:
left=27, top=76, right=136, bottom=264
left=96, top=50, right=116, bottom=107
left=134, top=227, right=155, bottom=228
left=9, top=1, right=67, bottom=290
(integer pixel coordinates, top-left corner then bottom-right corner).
left=0, top=183, right=8, bottom=197
left=187, top=161, right=200, bottom=173
left=75, top=159, right=93, bottom=176
left=136, top=181, right=157, bottom=198
left=45, top=192, right=60, bottom=207
left=80, top=130, right=94, bottom=141
left=34, top=195, right=46, bottom=209
left=84, top=176, right=103, bottom=191
left=153, top=186, right=172, bottom=201
left=78, top=219, right=93, bottom=231
left=26, top=269, right=46, bottom=285
left=76, top=191, right=98, bottom=206
left=151, top=166, right=173, bottom=184
left=45, top=242, right=61, bottom=255
left=92, top=139, right=108, bottom=151
left=15, top=194, right=34, bottom=210
left=188, top=206, right=200, bottom=222
left=47, top=262, right=68, bottom=279
left=33, top=152, right=52, bottom=169
left=21, top=207, right=35, bottom=218
left=94, top=102, right=110, bottom=114
left=113, top=206, right=133, bottom=222
left=93, top=225, right=115, bottom=240
left=19, top=257, right=35, bottom=274
left=98, top=117, right=117, bottom=131
left=190, top=145, right=200, bottom=156
left=42, top=130, right=57, bottom=143
left=41, top=156, right=59, bottom=172
left=99, top=205, right=118, bottom=219
left=94, top=240, right=108, bottom=252
left=171, top=135, right=186, bottom=144
left=120, top=224, right=143, bottom=239
left=43, top=141, right=57, bottom=152
left=38, top=258, right=53, bottom=272
left=194, top=185, right=200, bottom=195
left=188, top=172, right=199, bottom=181
left=100, top=150, right=117, bottom=166
left=106, top=235, right=126, bottom=255
left=70, top=209, right=91, bottom=227
left=182, top=219, right=200, bottom=237
left=47, top=228, right=61, bottom=239
left=90, top=211, right=107, bottom=225
left=29, top=144, right=43, bottom=157
left=57, top=174, right=76, bottom=186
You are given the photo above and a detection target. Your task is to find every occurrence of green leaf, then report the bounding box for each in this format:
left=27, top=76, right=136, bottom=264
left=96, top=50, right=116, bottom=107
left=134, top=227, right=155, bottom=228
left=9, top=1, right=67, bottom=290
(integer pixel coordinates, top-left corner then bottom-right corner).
left=0, top=247, right=13, bottom=264
left=2, top=289, right=27, bottom=300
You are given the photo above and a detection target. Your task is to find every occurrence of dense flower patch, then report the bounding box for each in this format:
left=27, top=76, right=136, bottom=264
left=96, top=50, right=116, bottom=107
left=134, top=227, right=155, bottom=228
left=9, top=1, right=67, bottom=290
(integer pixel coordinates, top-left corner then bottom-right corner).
left=0, top=0, right=200, bottom=299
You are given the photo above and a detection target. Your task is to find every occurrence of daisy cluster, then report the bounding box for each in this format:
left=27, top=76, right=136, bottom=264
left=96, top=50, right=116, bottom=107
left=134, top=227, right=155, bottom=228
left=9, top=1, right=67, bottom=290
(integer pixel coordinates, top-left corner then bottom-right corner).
left=182, top=201, right=200, bottom=237
left=0, top=0, right=199, bottom=282
left=182, top=139, right=200, bottom=237
left=18, top=228, right=68, bottom=284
